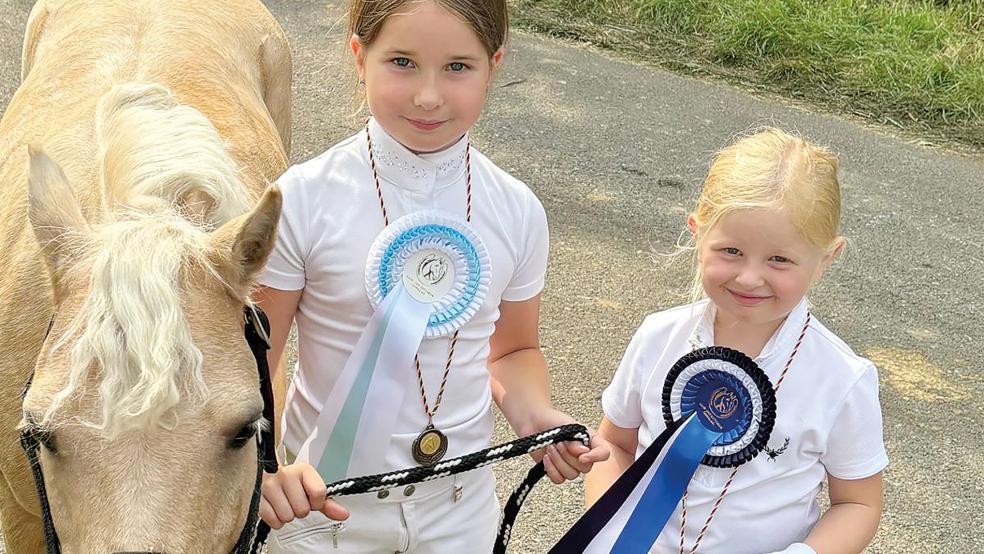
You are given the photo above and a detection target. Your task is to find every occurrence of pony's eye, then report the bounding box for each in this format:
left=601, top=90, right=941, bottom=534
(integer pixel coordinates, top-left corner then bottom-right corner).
left=228, top=422, right=258, bottom=450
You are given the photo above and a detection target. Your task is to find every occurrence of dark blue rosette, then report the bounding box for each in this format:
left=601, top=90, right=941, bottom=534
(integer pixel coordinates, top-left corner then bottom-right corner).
left=662, top=346, right=776, bottom=468
left=550, top=347, right=778, bottom=553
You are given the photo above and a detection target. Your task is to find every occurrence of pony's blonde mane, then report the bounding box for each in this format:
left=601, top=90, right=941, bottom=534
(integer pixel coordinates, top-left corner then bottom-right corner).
left=98, top=83, right=251, bottom=225
left=46, top=83, right=252, bottom=435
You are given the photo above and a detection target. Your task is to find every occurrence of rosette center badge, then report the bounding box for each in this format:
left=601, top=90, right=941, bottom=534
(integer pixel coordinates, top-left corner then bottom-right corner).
left=404, top=250, right=455, bottom=303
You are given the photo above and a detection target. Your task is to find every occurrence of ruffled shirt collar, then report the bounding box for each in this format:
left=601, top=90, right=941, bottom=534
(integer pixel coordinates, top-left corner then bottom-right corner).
left=366, top=117, right=469, bottom=194
left=689, top=298, right=810, bottom=366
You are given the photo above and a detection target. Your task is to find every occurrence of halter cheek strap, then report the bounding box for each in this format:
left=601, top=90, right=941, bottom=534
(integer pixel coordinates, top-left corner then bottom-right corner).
left=19, top=316, right=62, bottom=553
left=19, top=374, right=62, bottom=554
left=242, top=306, right=278, bottom=554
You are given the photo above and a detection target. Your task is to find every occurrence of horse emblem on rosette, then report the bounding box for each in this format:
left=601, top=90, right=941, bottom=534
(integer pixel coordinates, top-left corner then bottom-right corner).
left=710, top=386, right=740, bottom=419
left=418, top=252, right=450, bottom=285
left=0, top=1, right=292, bottom=552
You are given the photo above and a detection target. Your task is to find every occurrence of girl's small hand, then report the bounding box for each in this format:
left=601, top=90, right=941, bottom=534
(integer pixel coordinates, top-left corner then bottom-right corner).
left=532, top=408, right=611, bottom=484
left=259, top=463, right=350, bottom=529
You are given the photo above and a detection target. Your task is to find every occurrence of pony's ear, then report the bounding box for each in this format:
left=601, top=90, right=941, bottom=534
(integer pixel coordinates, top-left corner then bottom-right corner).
left=27, top=146, right=89, bottom=297
left=209, top=186, right=281, bottom=297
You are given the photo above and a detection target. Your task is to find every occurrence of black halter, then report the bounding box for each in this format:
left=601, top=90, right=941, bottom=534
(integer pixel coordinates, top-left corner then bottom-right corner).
left=20, top=306, right=277, bottom=554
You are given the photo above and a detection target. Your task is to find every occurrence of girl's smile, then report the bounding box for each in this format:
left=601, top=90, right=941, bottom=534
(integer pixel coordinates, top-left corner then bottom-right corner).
left=726, top=288, right=773, bottom=306
left=405, top=117, right=448, bottom=131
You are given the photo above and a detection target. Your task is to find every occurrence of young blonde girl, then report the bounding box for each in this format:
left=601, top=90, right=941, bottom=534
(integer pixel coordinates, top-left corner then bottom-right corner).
left=585, top=128, right=887, bottom=553
left=256, top=1, right=607, bottom=552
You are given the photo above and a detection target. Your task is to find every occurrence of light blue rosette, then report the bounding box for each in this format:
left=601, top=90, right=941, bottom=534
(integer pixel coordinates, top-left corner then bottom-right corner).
left=366, top=210, right=491, bottom=338
left=295, top=211, right=490, bottom=483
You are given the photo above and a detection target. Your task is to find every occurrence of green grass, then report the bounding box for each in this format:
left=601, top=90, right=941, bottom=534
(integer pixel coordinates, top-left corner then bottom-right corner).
left=510, top=0, right=984, bottom=148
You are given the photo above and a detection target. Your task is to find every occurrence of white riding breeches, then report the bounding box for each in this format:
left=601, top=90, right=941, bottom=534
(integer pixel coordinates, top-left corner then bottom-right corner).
left=268, top=467, right=498, bottom=553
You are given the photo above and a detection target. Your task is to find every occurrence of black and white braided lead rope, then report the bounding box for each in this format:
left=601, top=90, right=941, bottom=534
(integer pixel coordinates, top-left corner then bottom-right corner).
left=321, top=424, right=589, bottom=553
left=495, top=460, right=549, bottom=554
left=324, top=424, right=589, bottom=497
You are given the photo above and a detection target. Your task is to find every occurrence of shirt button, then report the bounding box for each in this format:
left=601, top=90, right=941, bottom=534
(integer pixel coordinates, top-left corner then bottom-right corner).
left=403, top=485, right=416, bottom=497
left=376, top=489, right=390, bottom=499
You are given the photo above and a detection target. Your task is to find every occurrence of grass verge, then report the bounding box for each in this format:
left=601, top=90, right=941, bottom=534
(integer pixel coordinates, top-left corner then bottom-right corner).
left=510, top=0, right=984, bottom=149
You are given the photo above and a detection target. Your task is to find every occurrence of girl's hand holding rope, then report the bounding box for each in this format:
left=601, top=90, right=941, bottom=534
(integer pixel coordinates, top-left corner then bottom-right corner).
left=259, top=463, right=349, bottom=530
left=530, top=408, right=611, bottom=484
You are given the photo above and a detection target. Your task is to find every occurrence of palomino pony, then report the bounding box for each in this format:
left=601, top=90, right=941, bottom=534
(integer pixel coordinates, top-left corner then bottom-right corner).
left=0, top=0, right=292, bottom=551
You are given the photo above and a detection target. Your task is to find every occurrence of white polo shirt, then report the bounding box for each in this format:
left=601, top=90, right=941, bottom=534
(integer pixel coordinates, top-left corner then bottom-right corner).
left=259, top=118, right=549, bottom=472
left=602, top=299, right=888, bottom=553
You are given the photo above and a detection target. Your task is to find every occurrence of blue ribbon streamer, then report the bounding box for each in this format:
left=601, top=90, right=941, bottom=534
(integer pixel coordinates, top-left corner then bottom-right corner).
left=551, top=414, right=724, bottom=553
left=549, top=418, right=685, bottom=553
left=611, top=414, right=722, bottom=552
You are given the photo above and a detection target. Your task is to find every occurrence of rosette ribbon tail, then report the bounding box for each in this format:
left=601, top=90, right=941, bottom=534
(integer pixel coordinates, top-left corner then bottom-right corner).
left=295, top=282, right=432, bottom=482
left=549, top=414, right=722, bottom=553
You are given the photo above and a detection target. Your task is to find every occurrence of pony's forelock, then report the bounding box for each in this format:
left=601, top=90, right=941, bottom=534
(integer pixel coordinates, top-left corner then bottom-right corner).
left=43, top=83, right=252, bottom=435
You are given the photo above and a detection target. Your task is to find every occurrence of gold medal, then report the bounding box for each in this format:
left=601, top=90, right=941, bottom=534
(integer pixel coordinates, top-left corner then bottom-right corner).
left=411, top=423, right=448, bottom=465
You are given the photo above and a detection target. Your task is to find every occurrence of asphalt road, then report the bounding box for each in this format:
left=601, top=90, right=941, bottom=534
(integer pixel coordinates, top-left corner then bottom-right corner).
left=1, top=1, right=981, bottom=552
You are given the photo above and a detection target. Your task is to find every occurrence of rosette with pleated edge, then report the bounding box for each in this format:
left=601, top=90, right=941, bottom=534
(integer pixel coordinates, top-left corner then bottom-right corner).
left=661, top=347, right=776, bottom=468
left=365, top=210, right=491, bottom=338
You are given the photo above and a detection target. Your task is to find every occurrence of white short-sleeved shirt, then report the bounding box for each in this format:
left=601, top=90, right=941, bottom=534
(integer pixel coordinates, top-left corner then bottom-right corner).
left=259, top=118, right=549, bottom=471
left=602, top=299, right=888, bottom=553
